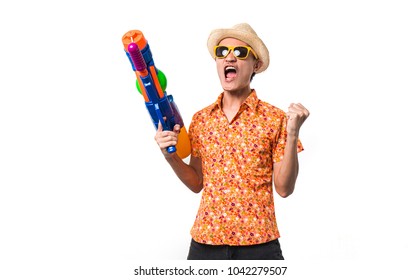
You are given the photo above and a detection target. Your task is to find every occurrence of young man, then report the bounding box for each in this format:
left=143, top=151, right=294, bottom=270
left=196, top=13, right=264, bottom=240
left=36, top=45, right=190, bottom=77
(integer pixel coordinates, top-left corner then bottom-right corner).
left=155, top=23, right=309, bottom=260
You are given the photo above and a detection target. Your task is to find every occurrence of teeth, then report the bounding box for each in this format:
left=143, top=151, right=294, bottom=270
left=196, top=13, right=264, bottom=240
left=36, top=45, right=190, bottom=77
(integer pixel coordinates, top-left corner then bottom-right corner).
left=224, top=66, right=236, bottom=78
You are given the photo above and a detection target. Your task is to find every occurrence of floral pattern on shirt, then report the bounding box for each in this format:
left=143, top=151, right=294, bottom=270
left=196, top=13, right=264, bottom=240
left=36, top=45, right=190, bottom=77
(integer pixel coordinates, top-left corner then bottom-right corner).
left=188, top=90, right=303, bottom=245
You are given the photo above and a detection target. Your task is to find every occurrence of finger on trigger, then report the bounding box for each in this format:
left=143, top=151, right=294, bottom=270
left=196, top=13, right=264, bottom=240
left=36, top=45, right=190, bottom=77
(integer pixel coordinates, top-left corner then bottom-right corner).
left=157, top=121, right=163, bottom=132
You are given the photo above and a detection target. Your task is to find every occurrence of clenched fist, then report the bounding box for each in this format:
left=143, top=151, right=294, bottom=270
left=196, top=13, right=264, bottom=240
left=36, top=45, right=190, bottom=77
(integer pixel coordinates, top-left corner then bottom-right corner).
left=286, top=103, right=310, bottom=136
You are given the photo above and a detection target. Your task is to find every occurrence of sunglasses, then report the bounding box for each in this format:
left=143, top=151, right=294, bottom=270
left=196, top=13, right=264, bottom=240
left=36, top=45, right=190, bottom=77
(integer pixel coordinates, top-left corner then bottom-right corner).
left=214, top=45, right=258, bottom=60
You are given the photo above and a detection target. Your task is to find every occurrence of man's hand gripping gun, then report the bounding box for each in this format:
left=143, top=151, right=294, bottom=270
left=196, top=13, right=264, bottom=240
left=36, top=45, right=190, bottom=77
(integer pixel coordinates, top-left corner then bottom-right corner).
left=122, top=30, right=191, bottom=159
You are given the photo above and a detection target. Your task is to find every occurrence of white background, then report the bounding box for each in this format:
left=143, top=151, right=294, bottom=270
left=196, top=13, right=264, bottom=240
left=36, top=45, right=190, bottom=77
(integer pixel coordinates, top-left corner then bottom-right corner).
left=1, top=0, right=419, bottom=279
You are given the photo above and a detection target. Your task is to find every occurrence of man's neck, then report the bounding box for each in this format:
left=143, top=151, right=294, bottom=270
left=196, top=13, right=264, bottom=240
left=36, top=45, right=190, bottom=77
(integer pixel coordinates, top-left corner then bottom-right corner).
left=222, top=87, right=252, bottom=110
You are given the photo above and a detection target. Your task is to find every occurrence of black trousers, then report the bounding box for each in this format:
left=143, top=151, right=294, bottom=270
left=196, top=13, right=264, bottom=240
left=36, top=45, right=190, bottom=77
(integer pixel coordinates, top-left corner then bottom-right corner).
left=187, top=238, right=284, bottom=260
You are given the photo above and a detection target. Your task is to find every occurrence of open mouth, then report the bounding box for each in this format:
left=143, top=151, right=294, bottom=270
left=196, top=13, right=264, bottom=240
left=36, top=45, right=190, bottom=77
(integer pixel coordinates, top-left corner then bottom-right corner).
left=225, top=66, right=237, bottom=79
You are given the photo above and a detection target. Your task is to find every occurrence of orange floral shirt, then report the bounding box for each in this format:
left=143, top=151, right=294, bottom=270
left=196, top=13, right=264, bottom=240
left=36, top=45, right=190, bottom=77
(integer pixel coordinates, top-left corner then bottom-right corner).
left=188, top=90, right=303, bottom=246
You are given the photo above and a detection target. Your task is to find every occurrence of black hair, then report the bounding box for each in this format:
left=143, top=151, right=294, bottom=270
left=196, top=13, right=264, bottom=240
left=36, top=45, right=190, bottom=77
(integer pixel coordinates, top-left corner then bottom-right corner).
left=250, top=72, right=256, bottom=82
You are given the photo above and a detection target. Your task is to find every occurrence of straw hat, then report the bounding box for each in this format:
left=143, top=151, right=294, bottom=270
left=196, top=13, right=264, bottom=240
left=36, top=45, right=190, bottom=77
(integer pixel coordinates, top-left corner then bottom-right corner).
left=207, top=23, right=270, bottom=73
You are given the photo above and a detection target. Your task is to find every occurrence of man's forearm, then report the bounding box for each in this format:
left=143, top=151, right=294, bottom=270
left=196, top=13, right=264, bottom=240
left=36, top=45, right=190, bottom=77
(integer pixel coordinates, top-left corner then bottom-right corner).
left=165, top=155, right=203, bottom=193
left=274, top=135, right=299, bottom=197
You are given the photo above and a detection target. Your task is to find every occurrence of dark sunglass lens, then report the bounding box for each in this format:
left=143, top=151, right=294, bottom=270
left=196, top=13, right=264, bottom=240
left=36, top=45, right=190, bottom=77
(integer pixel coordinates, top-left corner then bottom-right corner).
left=215, top=46, right=229, bottom=57
left=234, top=47, right=249, bottom=58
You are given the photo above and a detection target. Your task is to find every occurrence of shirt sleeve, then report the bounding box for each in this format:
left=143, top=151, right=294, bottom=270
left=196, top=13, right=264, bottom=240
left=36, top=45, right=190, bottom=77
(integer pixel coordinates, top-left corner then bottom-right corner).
left=272, top=114, right=304, bottom=163
left=188, top=113, right=201, bottom=158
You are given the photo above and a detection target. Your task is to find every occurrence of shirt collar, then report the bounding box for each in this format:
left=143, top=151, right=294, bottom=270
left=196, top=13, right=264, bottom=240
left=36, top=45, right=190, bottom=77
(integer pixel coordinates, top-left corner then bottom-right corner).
left=210, top=89, right=259, bottom=114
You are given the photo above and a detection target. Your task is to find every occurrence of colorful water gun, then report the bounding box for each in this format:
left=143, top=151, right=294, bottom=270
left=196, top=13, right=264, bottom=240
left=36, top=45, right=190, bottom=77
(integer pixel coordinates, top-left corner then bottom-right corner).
left=122, top=30, right=191, bottom=159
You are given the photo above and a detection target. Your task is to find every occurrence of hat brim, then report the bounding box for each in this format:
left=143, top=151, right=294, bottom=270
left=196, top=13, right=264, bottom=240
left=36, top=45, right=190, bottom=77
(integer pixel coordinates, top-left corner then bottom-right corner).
left=207, top=28, right=269, bottom=73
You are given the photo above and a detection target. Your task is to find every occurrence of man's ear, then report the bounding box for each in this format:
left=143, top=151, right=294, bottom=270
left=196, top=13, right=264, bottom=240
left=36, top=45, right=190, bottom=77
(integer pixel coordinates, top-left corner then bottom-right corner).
left=254, top=60, right=263, bottom=72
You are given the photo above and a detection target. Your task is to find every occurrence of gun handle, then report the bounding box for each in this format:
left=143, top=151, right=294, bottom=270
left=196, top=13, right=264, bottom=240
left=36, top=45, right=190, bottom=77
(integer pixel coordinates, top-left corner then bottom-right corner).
left=153, top=103, right=176, bottom=154
left=167, top=146, right=177, bottom=154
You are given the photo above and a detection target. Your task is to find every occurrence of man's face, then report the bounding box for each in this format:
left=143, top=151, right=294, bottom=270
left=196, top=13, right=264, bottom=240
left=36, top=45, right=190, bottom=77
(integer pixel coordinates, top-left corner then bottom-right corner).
left=215, top=38, right=259, bottom=93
